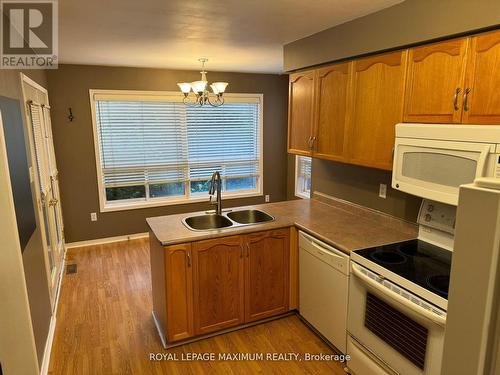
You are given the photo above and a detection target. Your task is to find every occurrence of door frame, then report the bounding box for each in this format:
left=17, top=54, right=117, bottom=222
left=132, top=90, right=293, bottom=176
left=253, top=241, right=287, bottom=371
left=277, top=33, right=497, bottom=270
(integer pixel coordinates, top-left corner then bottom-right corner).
left=20, top=73, right=64, bottom=310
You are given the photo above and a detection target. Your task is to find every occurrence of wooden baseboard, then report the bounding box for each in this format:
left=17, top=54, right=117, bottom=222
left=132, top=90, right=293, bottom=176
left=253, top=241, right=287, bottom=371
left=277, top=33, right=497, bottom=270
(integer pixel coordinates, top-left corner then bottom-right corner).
left=65, top=232, right=149, bottom=249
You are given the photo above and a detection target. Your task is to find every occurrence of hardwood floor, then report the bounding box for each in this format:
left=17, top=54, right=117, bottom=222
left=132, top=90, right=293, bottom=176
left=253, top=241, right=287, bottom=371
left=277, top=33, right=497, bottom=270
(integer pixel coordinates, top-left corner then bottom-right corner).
left=49, top=238, right=347, bottom=375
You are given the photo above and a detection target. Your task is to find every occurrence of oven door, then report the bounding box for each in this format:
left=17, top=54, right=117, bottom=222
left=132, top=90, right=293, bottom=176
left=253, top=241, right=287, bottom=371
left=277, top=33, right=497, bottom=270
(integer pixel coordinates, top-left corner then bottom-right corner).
left=347, top=262, right=446, bottom=375
left=392, top=137, right=495, bottom=205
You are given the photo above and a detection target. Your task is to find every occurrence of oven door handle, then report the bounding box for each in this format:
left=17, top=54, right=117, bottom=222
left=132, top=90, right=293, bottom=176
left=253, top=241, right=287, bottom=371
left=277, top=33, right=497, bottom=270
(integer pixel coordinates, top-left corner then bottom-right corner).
left=351, top=263, right=447, bottom=327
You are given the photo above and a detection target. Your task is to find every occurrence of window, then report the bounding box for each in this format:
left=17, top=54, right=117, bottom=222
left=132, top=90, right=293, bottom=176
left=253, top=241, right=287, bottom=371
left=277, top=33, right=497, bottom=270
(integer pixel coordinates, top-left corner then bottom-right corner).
left=295, top=156, right=311, bottom=199
left=90, top=90, right=263, bottom=211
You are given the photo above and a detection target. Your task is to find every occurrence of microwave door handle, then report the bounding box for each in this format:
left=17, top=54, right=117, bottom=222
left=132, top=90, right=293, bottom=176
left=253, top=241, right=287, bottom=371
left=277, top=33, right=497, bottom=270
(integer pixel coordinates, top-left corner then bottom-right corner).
left=351, top=263, right=446, bottom=326
left=475, top=145, right=490, bottom=179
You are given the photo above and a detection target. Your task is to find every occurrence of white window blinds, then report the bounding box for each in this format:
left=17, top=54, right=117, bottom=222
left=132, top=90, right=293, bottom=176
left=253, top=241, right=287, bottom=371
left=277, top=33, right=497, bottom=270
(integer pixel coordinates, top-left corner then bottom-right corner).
left=296, top=156, right=311, bottom=199
left=92, top=92, right=262, bottom=208
left=29, top=102, right=50, bottom=195
left=96, top=100, right=188, bottom=188
left=186, top=103, right=259, bottom=188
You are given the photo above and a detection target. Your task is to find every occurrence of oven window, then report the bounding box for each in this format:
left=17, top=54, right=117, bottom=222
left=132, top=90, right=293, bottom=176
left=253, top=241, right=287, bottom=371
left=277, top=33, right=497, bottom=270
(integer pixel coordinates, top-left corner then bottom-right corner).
left=402, top=152, right=477, bottom=188
left=365, top=292, right=428, bottom=370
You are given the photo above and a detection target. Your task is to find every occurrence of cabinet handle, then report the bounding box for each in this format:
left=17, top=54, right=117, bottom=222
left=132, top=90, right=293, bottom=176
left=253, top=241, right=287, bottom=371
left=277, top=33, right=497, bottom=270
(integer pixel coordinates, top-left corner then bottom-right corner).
left=453, top=87, right=461, bottom=111
left=246, top=243, right=250, bottom=257
left=240, top=244, right=244, bottom=258
left=311, top=136, right=317, bottom=150
left=307, top=136, right=313, bottom=149
left=463, top=88, right=471, bottom=112
left=187, top=251, right=191, bottom=267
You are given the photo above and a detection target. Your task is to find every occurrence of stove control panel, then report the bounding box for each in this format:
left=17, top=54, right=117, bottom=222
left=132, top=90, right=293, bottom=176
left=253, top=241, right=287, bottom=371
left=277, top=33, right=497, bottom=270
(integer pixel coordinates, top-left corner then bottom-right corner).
left=418, top=199, right=456, bottom=235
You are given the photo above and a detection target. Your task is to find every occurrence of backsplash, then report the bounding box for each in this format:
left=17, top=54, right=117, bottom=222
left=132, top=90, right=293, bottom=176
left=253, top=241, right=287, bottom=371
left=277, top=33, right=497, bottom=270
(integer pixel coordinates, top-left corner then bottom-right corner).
left=311, top=158, right=421, bottom=223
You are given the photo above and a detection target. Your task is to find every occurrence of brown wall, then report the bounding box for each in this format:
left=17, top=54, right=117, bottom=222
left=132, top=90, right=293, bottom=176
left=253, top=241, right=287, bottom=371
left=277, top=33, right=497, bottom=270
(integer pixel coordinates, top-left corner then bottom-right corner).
left=46, top=65, right=289, bottom=243
left=284, top=0, right=500, bottom=71
left=0, top=69, right=52, bottom=366
left=312, top=159, right=421, bottom=222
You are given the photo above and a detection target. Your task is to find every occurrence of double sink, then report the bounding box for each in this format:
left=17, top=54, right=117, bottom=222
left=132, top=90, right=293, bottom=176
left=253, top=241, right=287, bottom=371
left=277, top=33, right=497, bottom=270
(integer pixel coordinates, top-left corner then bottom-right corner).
left=183, top=209, right=274, bottom=231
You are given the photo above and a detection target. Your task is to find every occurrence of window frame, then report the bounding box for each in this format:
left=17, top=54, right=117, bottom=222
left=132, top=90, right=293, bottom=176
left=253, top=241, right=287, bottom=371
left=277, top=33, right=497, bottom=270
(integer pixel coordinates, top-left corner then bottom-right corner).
left=295, top=155, right=311, bottom=199
left=89, top=89, right=264, bottom=212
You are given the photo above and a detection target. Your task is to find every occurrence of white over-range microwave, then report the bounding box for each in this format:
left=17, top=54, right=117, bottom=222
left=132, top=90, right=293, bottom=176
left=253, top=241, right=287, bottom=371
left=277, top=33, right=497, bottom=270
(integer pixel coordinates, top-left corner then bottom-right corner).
left=392, top=123, right=500, bottom=205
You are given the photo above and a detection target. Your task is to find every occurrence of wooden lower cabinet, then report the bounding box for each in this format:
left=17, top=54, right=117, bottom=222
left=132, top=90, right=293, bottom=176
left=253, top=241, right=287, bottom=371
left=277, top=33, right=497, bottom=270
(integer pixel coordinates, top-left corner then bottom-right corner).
left=244, top=229, right=290, bottom=322
left=192, top=235, right=245, bottom=335
left=165, top=244, right=194, bottom=342
left=154, top=228, right=293, bottom=344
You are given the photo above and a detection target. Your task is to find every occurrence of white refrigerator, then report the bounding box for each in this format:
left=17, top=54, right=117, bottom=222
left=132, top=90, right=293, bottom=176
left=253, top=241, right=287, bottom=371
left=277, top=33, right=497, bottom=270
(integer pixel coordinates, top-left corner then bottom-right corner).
left=441, top=179, right=500, bottom=375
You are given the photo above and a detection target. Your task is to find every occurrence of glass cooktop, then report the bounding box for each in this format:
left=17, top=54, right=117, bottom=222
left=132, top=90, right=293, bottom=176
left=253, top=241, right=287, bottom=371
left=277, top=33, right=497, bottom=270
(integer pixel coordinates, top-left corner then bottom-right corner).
left=354, top=239, right=452, bottom=299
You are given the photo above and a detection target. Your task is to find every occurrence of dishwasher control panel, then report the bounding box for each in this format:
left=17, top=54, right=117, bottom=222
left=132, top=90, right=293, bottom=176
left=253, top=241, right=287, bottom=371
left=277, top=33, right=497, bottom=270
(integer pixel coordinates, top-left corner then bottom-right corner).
left=298, top=231, right=349, bottom=275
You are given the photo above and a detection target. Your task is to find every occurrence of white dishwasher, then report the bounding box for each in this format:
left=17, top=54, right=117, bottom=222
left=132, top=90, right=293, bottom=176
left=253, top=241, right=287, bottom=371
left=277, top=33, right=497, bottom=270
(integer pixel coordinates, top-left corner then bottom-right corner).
left=299, top=231, right=349, bottom=353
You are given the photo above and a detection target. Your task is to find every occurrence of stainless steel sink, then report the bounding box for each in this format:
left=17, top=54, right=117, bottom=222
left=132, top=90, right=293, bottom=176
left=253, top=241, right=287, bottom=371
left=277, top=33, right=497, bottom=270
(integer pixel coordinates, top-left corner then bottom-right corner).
left=226, top=209, right=274, bottom=224
left=183, top=214, right=233, bottom=231
left=182, top=209, right=275, bottom=231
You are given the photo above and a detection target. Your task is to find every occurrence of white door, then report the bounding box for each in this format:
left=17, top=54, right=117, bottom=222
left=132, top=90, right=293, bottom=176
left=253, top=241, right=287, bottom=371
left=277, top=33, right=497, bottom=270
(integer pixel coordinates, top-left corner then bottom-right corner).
left=23, top=76, right=65, bottom=309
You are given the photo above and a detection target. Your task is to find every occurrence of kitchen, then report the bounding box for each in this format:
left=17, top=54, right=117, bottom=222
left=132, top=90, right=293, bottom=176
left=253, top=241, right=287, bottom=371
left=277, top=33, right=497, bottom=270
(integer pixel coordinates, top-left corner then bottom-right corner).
left=0, top=1, right=499, bottom=375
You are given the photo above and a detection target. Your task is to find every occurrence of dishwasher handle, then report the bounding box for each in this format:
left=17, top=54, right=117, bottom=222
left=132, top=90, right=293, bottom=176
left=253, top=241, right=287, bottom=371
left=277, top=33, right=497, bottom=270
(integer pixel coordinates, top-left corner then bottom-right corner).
left=299, top=231, right=349, bottom=274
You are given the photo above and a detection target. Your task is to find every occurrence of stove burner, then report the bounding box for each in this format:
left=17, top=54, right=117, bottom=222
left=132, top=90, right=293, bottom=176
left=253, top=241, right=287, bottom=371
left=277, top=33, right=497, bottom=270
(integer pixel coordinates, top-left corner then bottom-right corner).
left=426, top=275, right=450, bottom=297
left=371, top=251, right=407, bottom=265
left=398, top=242, right=428, bottom=257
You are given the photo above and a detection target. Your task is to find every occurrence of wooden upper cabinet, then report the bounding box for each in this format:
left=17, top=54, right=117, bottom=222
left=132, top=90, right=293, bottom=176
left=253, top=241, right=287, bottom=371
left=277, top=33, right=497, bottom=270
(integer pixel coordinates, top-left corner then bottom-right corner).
left=346, top=50, right=408, bottom=170
left=244, top=229, right=290, bottom=323
left=192, top=236, right=244, bottom=335
left=165, top=244, right=194, bottom=342
left=288, top=70, right=315, bottom=155
left=463, top=29, right=500, bottom=124
left=313, top=63, right=350, bottom=161
left=404, top=38, right=468, bottom=123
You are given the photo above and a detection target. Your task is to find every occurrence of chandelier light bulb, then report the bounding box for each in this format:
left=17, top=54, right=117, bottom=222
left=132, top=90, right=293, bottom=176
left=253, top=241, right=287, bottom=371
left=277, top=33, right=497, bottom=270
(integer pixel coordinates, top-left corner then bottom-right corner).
left=191, top=80, right=207, bottom=94
left=178, top=58, right=227, bottom=107
left=212, top=82, right=228, bottom=94
left=177, top=82, right=192, bottom=94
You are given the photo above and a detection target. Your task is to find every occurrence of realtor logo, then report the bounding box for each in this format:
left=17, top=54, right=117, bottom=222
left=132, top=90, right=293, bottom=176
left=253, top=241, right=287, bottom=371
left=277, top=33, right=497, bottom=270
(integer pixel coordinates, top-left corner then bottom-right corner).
left=1, top=0, right=58, bottom=69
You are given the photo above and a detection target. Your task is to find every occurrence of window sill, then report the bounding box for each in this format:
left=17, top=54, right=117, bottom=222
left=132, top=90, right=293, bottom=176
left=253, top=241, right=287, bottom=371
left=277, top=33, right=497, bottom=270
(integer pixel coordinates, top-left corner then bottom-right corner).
left=100, top=191, right=263, bottom=213
left=295, top=192, right=310, bottom=200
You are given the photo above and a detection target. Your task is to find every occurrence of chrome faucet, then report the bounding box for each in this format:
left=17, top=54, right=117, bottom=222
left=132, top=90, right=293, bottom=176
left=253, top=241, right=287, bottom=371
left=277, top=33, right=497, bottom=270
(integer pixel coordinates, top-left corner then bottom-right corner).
left=208, top=171, right=222, bottom=215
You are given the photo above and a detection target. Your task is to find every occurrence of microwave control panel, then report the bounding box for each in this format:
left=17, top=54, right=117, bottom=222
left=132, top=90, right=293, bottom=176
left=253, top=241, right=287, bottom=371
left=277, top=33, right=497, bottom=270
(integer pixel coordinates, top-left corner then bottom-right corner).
left=418, top=199, right=456, bottom=235
left=495, top=155, right=500, bottom=178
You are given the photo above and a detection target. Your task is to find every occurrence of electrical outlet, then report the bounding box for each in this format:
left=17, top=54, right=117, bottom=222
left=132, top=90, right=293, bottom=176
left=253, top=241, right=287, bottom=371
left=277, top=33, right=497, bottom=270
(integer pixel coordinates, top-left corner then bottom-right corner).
left=379, top=183, right=387, bottom=199
left=90, top=212, right=97, bottom=221
left=265, top=194, right=270, bottom=203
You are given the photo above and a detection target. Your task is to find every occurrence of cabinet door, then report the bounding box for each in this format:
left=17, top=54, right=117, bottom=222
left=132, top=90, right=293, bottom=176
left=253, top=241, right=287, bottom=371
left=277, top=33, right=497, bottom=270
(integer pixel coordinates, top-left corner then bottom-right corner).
left=165, top=244, right=194, bottom=342
left=288, top=70, right=315, bottom=155
left=346, top=50, right=408, bottom=170
left=463, top=30, right=500, bottom=124
left=313, top=63, right=350, bottom=161
left=192, top=236, right=245, bottom=335
left=404, top=38, right=468, bottom=123
left=244, top=229, right=290, bottom=323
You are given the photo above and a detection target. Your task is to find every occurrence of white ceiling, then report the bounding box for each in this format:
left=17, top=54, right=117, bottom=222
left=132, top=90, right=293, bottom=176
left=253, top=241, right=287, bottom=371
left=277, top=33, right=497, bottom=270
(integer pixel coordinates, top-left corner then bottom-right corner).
left=59, top=0, right=403, bottom=73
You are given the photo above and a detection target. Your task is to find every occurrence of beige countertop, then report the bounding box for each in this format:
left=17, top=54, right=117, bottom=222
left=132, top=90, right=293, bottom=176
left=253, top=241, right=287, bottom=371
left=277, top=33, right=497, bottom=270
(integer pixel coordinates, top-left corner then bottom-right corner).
left=146, top=196, right=418, bottom=254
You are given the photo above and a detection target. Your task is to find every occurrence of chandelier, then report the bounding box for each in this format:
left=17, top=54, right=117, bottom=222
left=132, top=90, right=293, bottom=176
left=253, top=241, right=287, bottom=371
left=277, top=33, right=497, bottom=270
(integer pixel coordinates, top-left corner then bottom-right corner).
left=177, top=58, right=228, bottom=107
